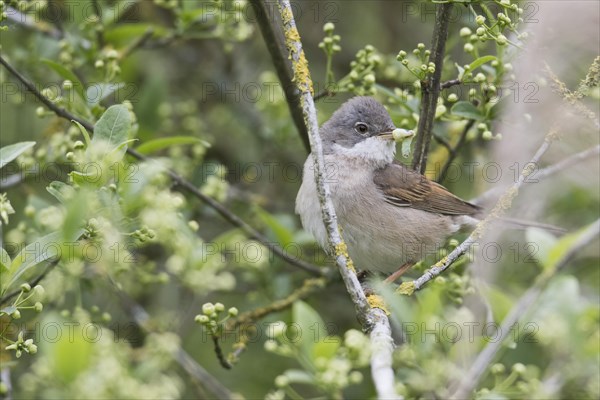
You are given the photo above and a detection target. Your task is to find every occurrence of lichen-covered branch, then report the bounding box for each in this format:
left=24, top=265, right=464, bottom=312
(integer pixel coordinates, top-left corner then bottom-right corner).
left=249, top=0, right=311, bottom=152
left=412, top=3, right=453, bottom=174
left=449, top=218, right=600, bottom=399
left=400, top=129, right=557, bottom=295
left=276, top=1, right=400, bottom=398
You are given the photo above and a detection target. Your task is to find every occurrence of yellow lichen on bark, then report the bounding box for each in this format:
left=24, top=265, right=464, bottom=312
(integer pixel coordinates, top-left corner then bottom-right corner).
left=367, top=294, right=390, bottom=315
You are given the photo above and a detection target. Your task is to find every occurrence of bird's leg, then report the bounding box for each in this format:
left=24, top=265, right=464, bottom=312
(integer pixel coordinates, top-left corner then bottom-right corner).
left=384, top=262, right=413, bottom=284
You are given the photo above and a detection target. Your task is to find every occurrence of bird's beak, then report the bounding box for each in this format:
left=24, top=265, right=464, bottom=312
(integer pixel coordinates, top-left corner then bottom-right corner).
left=376, top=128, right=396, bottom=141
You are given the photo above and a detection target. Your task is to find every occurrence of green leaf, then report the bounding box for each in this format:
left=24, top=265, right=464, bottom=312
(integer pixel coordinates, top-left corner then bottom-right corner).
left=293, top=301, right=327, bottom=364
left=481, top=285, right=514, bottom=322
left=86, top=83, right=125, bottom=107
left=312, top=338, right=340, bottom=361
left=46, top=181, right=76, bottom=204
left=3, top=229, right=85, bottom=294
left=254, top=208, right=294, bottom=247
left=49, top=316, right=94, bottom=382
left=71, top=120, right=92, bottom=147
left=135, top=136, right=210, bottom=155
left=0, top=141, right=35, bottom=169
left=0, top=247, right=10, bottom=271
left=91, top=104, right=132, bottom=157
left=451, top=101, right=483, bottom=120
left=468, top=55, right=497, bottom=72
left=525, top=228, right=558, bottom=270
left=41, top=59, right=85, bottom=99
left=546, top=221, right=599, bottom=271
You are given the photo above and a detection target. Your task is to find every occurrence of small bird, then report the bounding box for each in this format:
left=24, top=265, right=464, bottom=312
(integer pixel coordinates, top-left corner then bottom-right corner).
left=295, top=96, right=485, bottom=275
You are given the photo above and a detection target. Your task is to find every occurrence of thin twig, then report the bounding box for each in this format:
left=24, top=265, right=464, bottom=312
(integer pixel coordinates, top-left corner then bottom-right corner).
left=112, top=283, right=235, bottom=399
left=412, top=3, right=453, bottom=174
left=91, top=0, right=105, bottom=48
left=440, top=79, right=461, bottom=90
left=276, top=2, right=400, bottom=398
left=400, top=130, right=557, bottom=295
left=228, top=277, right=327, bottom=330
left=0, top=259, right=59, bottom=306
left=0, top=54, right=326, bottom=277
left=472, top=144, right=600, bottom=206
left=449, top=218, right=600, bottom=399
left=249, top=0, right=310, bottom=153
left=120, top=28, right=155, bottom=60
left=437, top=119, right=476, bottom=183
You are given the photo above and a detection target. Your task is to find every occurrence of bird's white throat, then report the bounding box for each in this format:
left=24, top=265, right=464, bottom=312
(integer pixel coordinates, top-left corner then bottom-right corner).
left=332, top=137, right=396, bottom=167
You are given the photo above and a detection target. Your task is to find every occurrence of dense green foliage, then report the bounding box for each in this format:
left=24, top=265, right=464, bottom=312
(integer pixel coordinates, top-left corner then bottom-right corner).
left=0, top=0, right=598, bottom=399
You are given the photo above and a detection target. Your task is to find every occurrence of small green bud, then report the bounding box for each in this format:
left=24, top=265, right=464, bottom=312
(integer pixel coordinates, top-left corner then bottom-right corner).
left=11, top=309, right=21, bottom=319
left=401, top=59, right=409, bottom=66
left=477, top=123, right=487, bottom=131
left=476, top=15, right=486, bottom=25
left=214, top=302, right=225, bottom=312
left=228, top=307, right=238, bottom=317
left=34, top=285, right=45, bottom=298
left=20, top=283, right=31, bottom=292
left=106, top=49, right=119, bottom=60
left=202, top=303, right=216, bottom=316
left=417, top=43, right=425, bottom=50
left=27, top=343, right=38, bottom=354
left=447, top=94, right=458, bottom=103
left=62, top=80, right=73, bottom=90
left=349, top=371, right=363, bottom=384
left=496, top=34, right=507, bottom=45
left=36, top=107, right=45, bottom=117
left=460, top=27, right=472, bottom=37
left=323, top=37, right=333, bottom=45
left=482, top=130, right=493, bottom=140
left=449, top=238, right=459, bottom=247
left=94, top=60, right=104, bottom=69
left=397, top=50, right=407, bottom=59
left=101, top=312, right=111, bottom=322
left=275, top=375, right=289, bottom=388
left=66, top=152, right=75, bottom=160
left=474, top=72, right=486, bottom=82
left=34, top=302, right=43, bottom=312
left=188, top=220, right=199, bottom=231
left=73, top=140, right=85, bottom=149
left=264, top=339, right=278, bottom=352
left=332, top=44, right=341, bottom=52
left=195, top=315, right=210, bottom=324
left=512, top=363, right=526, bottom=375
left=364, top=74, right=375, bottom=84
left=476, top=27, right=486, bottom=36
left=463, top=43, right=474, bottom=53
left=323, top=22, right=335, bottom=33
left=24, top=205, right=35, bottom=217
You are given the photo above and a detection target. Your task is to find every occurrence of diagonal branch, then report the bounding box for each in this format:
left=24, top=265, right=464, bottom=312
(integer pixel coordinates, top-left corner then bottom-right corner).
left=449, top=218, right=600, bottom=399
left=0, top=54, right=325, bottom=277
left=412, top=3, right=453, bottom=174
left=400, top=128, right=558, bottom=295
left=112, top=282, right=235, bottom=399
left=276, top=1, right=400, bottom=398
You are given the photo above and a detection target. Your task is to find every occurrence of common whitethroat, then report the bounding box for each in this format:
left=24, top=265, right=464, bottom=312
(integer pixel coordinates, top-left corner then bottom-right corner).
left=295, top=97, right=555, bottom=275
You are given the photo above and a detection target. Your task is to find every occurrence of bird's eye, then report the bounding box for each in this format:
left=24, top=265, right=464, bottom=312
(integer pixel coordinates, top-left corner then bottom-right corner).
left=354, top=122, right=369, bottom=135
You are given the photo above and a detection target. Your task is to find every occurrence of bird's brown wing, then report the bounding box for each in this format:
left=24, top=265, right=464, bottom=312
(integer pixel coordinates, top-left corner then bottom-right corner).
left=373, top=162, right=481, bottom=216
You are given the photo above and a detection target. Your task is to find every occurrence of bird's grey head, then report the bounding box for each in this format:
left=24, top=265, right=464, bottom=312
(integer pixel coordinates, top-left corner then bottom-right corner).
left=320, top=97, right=397, bottom=165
